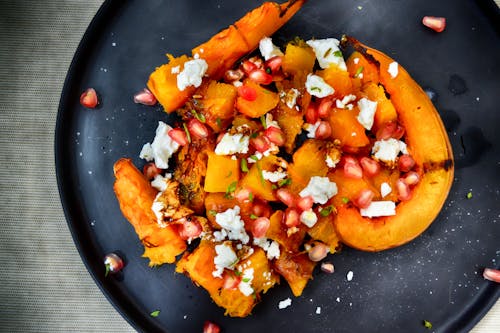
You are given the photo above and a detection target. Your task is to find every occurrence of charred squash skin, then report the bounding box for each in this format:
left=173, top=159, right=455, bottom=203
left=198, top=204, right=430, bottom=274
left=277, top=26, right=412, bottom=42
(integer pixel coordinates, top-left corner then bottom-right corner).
left=332, top=37, right=454, bottom=251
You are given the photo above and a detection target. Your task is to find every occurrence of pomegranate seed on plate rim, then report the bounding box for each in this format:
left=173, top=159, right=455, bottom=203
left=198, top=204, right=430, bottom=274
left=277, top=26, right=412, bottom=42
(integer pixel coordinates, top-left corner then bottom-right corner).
left=133, top=88, right=157, bottom=106
left=203, top=320, right=221, bottom=333
left=483, top=268, right=500, bottom=283
left=80, top=88, right=99, bottom=108
left=422, top=16, right=446, bottom=33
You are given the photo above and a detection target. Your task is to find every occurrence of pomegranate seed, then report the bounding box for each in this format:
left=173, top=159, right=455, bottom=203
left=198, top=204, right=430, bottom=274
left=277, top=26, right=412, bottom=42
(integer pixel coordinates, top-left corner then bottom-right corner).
left=143, top=162, right=163, bottom=180
left=250, top=134, right=271, bottom=153
left=276, top=188, right=296, bottom=207
left=297, top=195, right=314, bottom=212
left=178, top=219, right=202, bottom=240
left=252, top=217, right=270, bottom=238
left=343, top=156, right=363, bottom=179
left=396, top=179, right=412, bottom=201
left=241, top=59, right=258, bottom=74
left=104, top=253, right=124, bottom=276
left=203, top=321, right=221, bottom=333
left=133, top=88, right=157, bottom=106
left=265, top=56, right=283, bottom=73
left=224, top=68, right=244, bottom=82
left=80, top=88, right=99, bottom=108
left=234, top=187, right=253, bottom=203
left=403, top=171, right=420, bottom=186
left=187, top=118, right=209, bottom=139
left=353, top=189, right=374, bottom=209
left=483, top=268, right=500, bottom=283
left=315, top=121, right=332, bottom=140
left=398, top=154, right=416, bottom=172
left=237, top=84, right=257, bottom=101
left=422, top=16, right=446, bottom=33
left=359, top=157, right=380, bottom=177
left=376, top=121, right=405, bottom=140
left=248, top=68, right=273, bottom=85
left=222, top=271, right=241, bottom=290
left=305, top=103, right=319, bottom=124
left=252, top=200, right=271, bottom=218
left=308, top=242, right=329, bottom=262
left=284, top=207, right=300, bottom=227
left=317, top=98, right=333, bottom=118
left=320, top=262, right=335, bottom=274
left=264, top=126, right=286, bottom=146
left=168, top=128, right=189, bottom=146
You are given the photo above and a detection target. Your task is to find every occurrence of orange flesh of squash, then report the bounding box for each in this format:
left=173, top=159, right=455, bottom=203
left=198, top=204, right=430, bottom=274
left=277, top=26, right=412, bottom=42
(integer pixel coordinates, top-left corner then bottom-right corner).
left=236, top=80, right=279, bottom=118
left=274, top=252, right=316, bottom=297
left=327, top=107, right=370, bottom=148
left=204, top=152, right=240, bottom=193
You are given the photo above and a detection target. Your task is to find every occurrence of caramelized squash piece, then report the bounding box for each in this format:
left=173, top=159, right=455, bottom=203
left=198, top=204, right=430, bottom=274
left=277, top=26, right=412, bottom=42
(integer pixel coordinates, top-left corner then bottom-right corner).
left=287, top=140, right=329, bottom=194
left=282, top=42, right=316, bottom=75
left=201, top=81, right=238, bottom=132
left=236, top=80, right=279, bottom=118
left=240, top=155, right=279, bottom=201
left=204, top=152, right=240, bottom=193
left=319, top=65, right=353, bottom=98
left=266, top=210, right=307, bottom=253
left=274, top=252, right=316, bottom=297
left=327, top=107, right=370, bottom=148
left=361, top=82, right=398, bottom=131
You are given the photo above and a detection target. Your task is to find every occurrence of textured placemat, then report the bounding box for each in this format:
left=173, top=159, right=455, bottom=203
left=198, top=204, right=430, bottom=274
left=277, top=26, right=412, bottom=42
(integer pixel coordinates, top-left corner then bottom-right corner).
left=0, top=1, right=497, bottom=332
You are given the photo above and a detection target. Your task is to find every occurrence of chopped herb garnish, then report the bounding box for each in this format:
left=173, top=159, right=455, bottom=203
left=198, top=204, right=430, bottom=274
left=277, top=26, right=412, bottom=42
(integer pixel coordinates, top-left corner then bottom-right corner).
left=225, top=171, right=233, bottom=178
left=248, top=192, right=254, bottom=203
left=150, top=310, right=160, bottom=317
left=242, top=277, right=251, bottom=283
left=354, top=66, right=364, bottom=78
left=342, top=197, right=350, bottom=204
left=234, top=270, right=242, bottom=276
left=260, top=114, right=267, bottom=128
left=216, top=117, right=222, bottom=128
left=225, top=181, right=238, bottom=198
left=310, top=87, right=321, bottom=92
left=271, top=184, right=278, bottom=190
left=192, top=109, right=206, bottom=123
left=278, top=178, right=292, bottom=187
left=266, top=67, right=272, bottom=74
left=323, top=47, right=332, bottom=58
left=250, top=155, right=259, bottom=161
left=423, top=320, right=432, bottom=329
left=250, top=214, right=258, bottom=219
left=241, top=158, right=249, bottom=172
left=182, top=123, right=191, bottom=143
left=250, top=132, right=259, bottom=139
left=320, top=205, right=334, bottom=217
left=104, top=263, right=110, bottom=277
left=208, top=210, right=217, bottom=216
left=256, top=162, right=265, bottom=185
left=333, top=50, right=343, bottom=57
left=466, top=191, right=473, bottom=199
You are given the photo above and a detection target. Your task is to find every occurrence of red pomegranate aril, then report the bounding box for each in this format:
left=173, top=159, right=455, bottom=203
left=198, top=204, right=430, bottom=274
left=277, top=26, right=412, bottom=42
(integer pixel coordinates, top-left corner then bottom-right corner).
left=188, top=118, right=209, bottom=139
left=265, top=56, right=283, bottom=73
left=353, top=189, right=374, bottom=209
left=305, top=104, right=319, bottom=124
left=237, top=84, right=257, bottom=101
left=483, top=268, right=500, bottom=283
left=222, top=271, right=241, bottom=290
left=252, top=200, right=271, bottom=218
left=403, top=171, right=420, bottom=186
left=376, top=121, right=405, bottom=140
left=80, top=88, right=99, bottom=108
left=133, top=88, right=157, bottom=106
left=422, top=16, right=446, bottom=33
left=396, top=179, right=412, bottom=201
left=317, top=98, right=333, bottom=118
left=308, top=242, right=329, bottom=262
left=203, top=321, right=221, bottom=333
left=320, top=262, right=335, bottom=274
left=104, top=253, right=124, bottom=276
left=250, top=135, right=270, bottom=153
left=248, top=68, right=273, bottom=85
left=234, top=187, right=253, bottom=203
left=359, top=157, right=380, bottom=177
left=398, top=154, right=415, bottom=172
left=252, top=217, right=270, bottom=238
left=241, top=60, right=258, bottom=74
left=276, top=188, right=296, bottom=207
left=315, top=121, right=332, bottom=140
left=178, top=219, right=202, bottom=240
left=143, top=162, right=163, bottom=180
left=168, top=128, right=189, bottom=146
left=284, top=207, right=300, bottom=228
left=264, top=126, right=286, bottom=146
left=343, top=156, right=363, bottom=179
left=297, top=195, right=314, bottom=212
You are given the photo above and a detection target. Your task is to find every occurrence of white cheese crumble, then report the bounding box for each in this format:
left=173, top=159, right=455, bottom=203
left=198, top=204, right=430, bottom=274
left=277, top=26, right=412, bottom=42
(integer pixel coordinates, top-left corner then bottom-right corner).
left=265, top=113, right=280, bottom=129
left=253, top=237, right=280, bottom=260
left=171, top=65, right=180, bottom=74
left=304, top=121, right=321, bottom=139
left=388, top=61, right=399, bottom=78
left=215, top=206, right=249, bottom=244
left=356, top=97, right=378, bottom=130
left=259, top=37, right=284, bottom=60
left=372, top=138, right=408, bottom=164
left=238, top=268, right=254, bottom=296
left=262, top=170, right=287, bottom=183
left=176, top=58, right=208, bottom=91
left=150, top=174, right=171, bottom=192
left=306, top=38, right=347, bottom=70
left=139, top=121, right=180, bottom=169
left=380, top=182, right=392, bottom=198
left=353, top=57, right=360, bottom=64
left=152, top=193, right=165, bottom=227
left=299, top=176, right=338, bottom=204
left=300, top=209, right=318, bottom=228
left=325, top=155, right=339, bottom=168
left=213, top=243, right=238, bottom=278
left=278, top=298, right=292, bottom=309
left=347, top=271, right=354, bottom=281
left=305, top=74, right=335, bottom=98
left=335, top=94, right=356, bottom=109
left=285, top=88, right=300, bottom=109
left=316, top=306, right=321, bottom=314
left=360, top=201, right=396, bottom=218
left=214, top=133, right=250, bottom=155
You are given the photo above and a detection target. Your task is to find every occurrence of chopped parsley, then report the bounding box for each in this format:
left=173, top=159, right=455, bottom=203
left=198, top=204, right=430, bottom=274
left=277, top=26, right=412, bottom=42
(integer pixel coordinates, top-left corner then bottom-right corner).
left=242, top=277, right=251, bottom=283
left=216, top=117, right=222, bottom=128
left=423, top=320, right=432, bottom=329
left=224, top=181, right=237, bottom=198
left=249, top=155, right=259, bottom=161
left=466, top=191, right=473, bottom=199
left=341, top=197, right=350, bottom=204
left=333, top=50, right=343, bottom=57
left=278, top=178, right=292, bottom=187
left=182, top=123, right=191, bottom=143
left=248, top=192, right=254, bottom=202
left=260, top=114, right=267, bottom=128
left=354, top=66, right=364, bottom=78
left=250, top=214, right=258, bottom=219
left=150, top=310, right=160, bottom=317
left=310, top=87, right=322, bottom=92
left=191, top=109, right=206, bottom=123
left=320, top=205, right=334, bottom=217
left=225, top=171, right=233, bottom=178
left=104, top=263, right=110, bottom=277
left=256, top=162, right=265, bottom=185
left=208, top=210, right=217, bottom=216
left=323, top=47, right=332, bottom=58
left=241, top=158, right=249, bottom=172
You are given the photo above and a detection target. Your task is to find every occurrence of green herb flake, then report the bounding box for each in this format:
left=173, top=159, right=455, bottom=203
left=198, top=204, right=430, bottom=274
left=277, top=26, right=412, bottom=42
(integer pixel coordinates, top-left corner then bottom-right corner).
left=266, top=67, right=272, bottom=74
left=182, top=123, right=191, bottom=143
left=242, top=277, right=251, bottom=283
left=323, top=47, right=332, bottom=58
left=250, top=214, right=258, bottom=220
left=355, top=66, right=364, bottom=78
left=260, top=114, right=267, bottom=128
left=256, top=162, right=265, bottom=185
left=248, top=192, right=254, bottom=203
left=225, top=171, right=233, bottom=179
left=310, top=87, right=321, bottom=92
left=216, top=117, right=222, bottom=128
left=225, top=181, right=238, bottom=198
left=192, top=109, right=206, bottom=123
left=250, top=155, right=259, bottom=161
left=271, top=184, right=278, bottom=190
left=466, top=191, right=473, bottom=199
left=150, top=310, right=160, bottom=317
left=234, top=270, right=242, bottom=276
left=250, top=132, right=259, bottom=139
left=320, top=205, right=334, bottom=217
left=104, top=263, right=110, bottom=277
left=208, top=210, right=218, bottom=216
left=278, top=178, right=292, bottom=187
left=423, top=320, right=432, bottom=329
left=341, top=197, right=350, bottom=204
left=241, top=158, right=249, bottom=173
left=333, top=50, right=343, bottom=57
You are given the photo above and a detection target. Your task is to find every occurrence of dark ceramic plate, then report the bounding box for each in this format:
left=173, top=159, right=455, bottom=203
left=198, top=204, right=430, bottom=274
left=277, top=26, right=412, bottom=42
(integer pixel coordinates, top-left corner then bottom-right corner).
left=56, top=1, right=500, bottom=332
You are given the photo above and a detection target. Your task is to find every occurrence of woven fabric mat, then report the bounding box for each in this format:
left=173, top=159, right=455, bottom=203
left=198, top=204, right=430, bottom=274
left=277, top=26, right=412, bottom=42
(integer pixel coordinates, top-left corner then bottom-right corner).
left=0, top=1, right=497, bottom=332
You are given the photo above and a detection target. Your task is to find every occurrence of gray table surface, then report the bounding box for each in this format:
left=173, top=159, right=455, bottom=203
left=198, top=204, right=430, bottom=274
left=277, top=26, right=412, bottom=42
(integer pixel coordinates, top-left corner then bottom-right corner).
left=0, top=0, right=497, bottom=332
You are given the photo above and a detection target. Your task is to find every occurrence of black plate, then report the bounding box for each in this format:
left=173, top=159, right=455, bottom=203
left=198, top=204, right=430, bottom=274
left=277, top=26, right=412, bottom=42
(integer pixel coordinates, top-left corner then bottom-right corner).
left=56, top=1, right=500, bottom=332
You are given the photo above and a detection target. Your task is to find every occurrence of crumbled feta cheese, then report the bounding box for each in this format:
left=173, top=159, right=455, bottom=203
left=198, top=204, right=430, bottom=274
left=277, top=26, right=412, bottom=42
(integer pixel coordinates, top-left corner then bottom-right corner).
left=388, top=61, right=399, bottom=78
left=171, top=65, right=180, bottom=74
left=233, top=80, right=243, bottom=87
left=278, top=298, right=292, bottom=309
left=305, top=74, right=335, bottom=98
left=140, top=121, right=180, bottom=169
left=353, top=58, right=360, bottom=64
left=300, top=209, right=318, bottom=228
left=316, top=306, right=321, bottom=314
left=380, top=182, right=392, bottom=198
left=213, top=243, right=238, bottom=278
left=356, top=97, right=378, bottom=130
left=325, top=155, right=339, bottom=168
left=265, top=113, right=280, bottom=129
left=259, top=37, right=284, bottom=60
left=253, top=238, right=281, bottom=260
left=360, top=201, right=396, bottom=218
left=215, top=206, right=249, bottom=244
left=306, top=38, right=347, bottom=70
left=262, top=170, right=287, bottom=183
left=215, top=133, right=250, bottom=155
left=372, top=138, right=408, bottom=164
left=151, top=174, right=171, bottom=192
left=176, top=58, right=208, bottom=91
left=347, top=270, right=354, bottom=281
left=299, top=176, right=338, bottom=204
left=304, top=121, right=321, bottom=139
left=151, top=193, right=165, bottom=226
left=238, top=268, right=254, bottom=296
left=285, top=88, right=300, bottom=109
left=335, top=94, right=356, bottom=109
left=213, top=229, right=228, bottom=242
